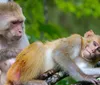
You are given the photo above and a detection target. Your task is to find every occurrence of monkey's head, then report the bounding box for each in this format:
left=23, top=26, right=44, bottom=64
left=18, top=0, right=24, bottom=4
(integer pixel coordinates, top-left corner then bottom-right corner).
left=0, top=2, right=25, bottom=43
left=82, top=30, right=100, bottom=63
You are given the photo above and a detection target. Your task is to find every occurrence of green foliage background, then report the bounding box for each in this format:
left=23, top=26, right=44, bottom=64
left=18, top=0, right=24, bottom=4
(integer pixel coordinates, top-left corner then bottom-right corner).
left=15, top=0, right=100, bottom=43
left=15, top=0, right=100, bottom=85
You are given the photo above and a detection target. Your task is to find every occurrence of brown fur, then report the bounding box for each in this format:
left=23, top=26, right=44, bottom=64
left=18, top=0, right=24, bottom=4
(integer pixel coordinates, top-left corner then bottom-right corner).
left=7, top=42, right=45, bottom=82
left=0, top=2, right=20, bottom=12
left=0, top=2, right=24, bottom=20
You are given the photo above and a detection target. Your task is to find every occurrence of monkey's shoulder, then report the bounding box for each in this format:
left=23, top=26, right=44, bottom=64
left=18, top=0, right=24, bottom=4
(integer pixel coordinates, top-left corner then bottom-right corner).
left=57, top=34, right=82, bottom=46
left=70, top=34, right=82, bottom=39
left=66, top=34, right=82, bottom=45
left=31, top=41, right=44, bottom=47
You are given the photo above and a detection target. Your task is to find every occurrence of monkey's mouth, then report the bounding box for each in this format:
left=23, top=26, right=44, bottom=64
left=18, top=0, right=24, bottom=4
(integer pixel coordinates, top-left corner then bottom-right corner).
left=85, top=48, right=91, bottom=56
left=83, top=46, right=96, bottom=61
left=7, top=38, right=21, bottom=44
left=83, top=46, right=92, bottom=58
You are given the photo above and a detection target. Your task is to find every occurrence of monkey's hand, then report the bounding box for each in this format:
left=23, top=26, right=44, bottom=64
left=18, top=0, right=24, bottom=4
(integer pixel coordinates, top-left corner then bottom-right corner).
left=83, top=75, right=100, bottom=85
left=0, top=48, right=22, bottom=62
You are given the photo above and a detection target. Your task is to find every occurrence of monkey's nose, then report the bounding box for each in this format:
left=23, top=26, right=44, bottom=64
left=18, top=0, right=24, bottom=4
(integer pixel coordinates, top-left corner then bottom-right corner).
left=18, top=30, right=22, bottom=34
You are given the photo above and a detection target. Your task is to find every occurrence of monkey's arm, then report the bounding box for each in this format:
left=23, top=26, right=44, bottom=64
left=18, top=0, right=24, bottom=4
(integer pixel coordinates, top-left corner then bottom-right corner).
left=54, top=55, right=87, bottom=81
left=53, top=36, right=85, bottom=80
left=82, top=68, right=100, bottom=76
left=0, top=48, right=21, bottom=62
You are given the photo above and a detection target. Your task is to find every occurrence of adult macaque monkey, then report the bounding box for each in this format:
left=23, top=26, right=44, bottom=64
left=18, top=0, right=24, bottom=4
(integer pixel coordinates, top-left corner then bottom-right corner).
left=5, top=30, right=100, bottom=85
left=0, top=0, right=29, bottom=85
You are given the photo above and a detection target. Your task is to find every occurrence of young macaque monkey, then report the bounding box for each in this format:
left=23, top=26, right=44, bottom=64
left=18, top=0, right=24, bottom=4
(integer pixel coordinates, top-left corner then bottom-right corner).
left=0, top=1, right=29, bottom=85
left=5, top=30, right=100, bottom=85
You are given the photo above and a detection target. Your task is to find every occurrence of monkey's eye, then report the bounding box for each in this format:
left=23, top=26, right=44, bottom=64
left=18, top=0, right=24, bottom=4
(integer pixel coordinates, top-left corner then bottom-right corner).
left=97, top=47, right=100, bottom=52
left=11, top=20, right=23, bottom=24
left=93, top=41, right=99, bottom=47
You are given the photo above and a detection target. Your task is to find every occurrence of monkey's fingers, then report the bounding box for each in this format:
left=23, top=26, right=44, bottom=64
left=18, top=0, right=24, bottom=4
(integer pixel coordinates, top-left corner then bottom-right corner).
left=90, top=79, right=100, bottom=85
left=71, top=78, right=100, bottom=85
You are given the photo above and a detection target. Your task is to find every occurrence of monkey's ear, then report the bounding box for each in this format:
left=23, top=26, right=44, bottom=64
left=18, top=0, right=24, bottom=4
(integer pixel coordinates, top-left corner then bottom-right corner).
left=84, top=30, right=94, bottom=38
left=0, top=0, right=13, bottom=3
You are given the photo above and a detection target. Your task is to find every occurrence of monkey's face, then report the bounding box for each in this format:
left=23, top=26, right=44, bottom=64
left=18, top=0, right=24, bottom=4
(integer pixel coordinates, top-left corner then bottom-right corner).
left=0, top=2, right=25, bottom=43
left=3, top=20, right=24, bottom=43
left=82, top=41, right=100, bottom=62
left=1, top=16, right=25, bottom=44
